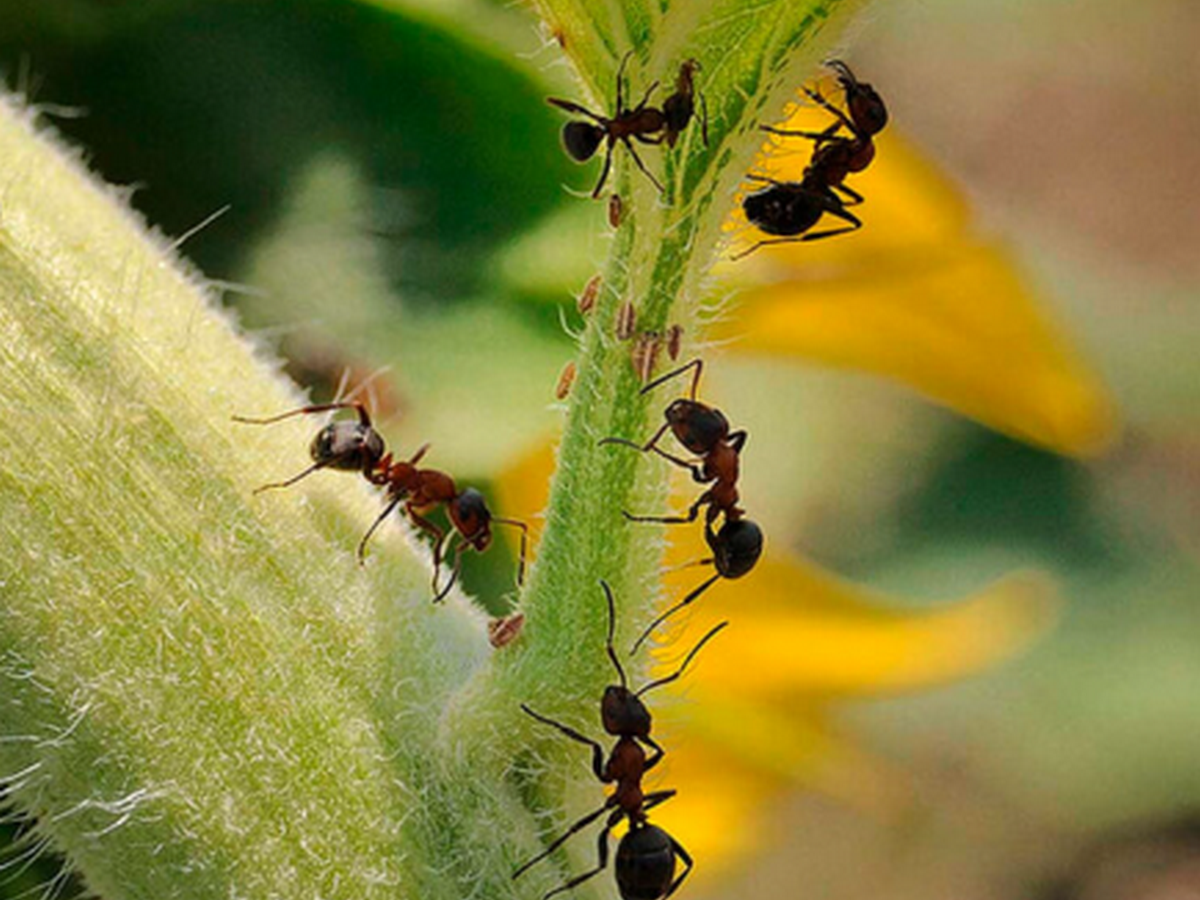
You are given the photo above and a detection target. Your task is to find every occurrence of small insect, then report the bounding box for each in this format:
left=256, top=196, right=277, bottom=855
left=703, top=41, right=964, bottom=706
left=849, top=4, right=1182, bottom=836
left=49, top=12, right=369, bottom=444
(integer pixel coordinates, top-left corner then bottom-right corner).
left=233, top=402, right=528, bottom=602
left=665, top=324, right=683, bottom=361
left=488, top=612, right=526, bottom=649
left=578, top=274, right=602, bottom=316
left=608, top=193, right=623, bottom=228
left=630, top=332, right=663, bottom=384
left=662, top=59, right=708, bottom=148
left=616, top=300, right=637, bottom=341
left=599, top=360, right=763, bottom=648
left=547, top=51, right=666, bottom=198
left=555, top=360, right=578, bottom=400
left=513, top=581, right=726, bottom=900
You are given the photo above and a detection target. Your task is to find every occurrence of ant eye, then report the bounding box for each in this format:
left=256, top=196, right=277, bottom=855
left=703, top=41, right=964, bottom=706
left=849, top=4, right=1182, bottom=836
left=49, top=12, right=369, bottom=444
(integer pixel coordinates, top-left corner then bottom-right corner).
left=562, top=121, right=603, bottom=161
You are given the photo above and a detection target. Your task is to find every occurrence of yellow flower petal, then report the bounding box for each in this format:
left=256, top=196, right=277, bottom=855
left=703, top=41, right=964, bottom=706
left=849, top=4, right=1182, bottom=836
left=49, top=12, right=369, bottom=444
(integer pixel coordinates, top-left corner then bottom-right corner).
left=718, top=103, right=1118, bottom=457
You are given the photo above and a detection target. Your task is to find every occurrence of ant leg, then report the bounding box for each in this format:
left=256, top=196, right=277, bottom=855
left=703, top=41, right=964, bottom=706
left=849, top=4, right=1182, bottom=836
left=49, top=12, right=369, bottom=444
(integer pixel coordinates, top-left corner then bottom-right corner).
left=641, top=789, right=678, bottom=813
left=830, top=182, right=864, bottom=205
left=632, top=80, right=661, bottom=113
left=604, top=434, right=707, bottom=481
left=636, top=621, right=728, bottom=692
left=639, top=357, right=703, bottom=399
left=232, top=400, right=372, bottom=428
left=640, top=735, right=665, bottom=770
left=601, top=422, right=671, bottom=454
left=615, top=49, right=634, bottom=111
left=520, top=704, right=606, bottom=780
left=546, top=97, right=606, bottom=123
left=621, top=138, right=665, bottom=194
left=403, top=505, right=447, bottom=587
left=250, top=461, right=329, bottom=494
left=633, top=132, right=665, bottom=145
left=541, top=810, right=622, bottom=900
left=744, top=172, right=786, bottom=186
left=664, top=835, right=694, bottom=899
left=623, top=491, right=710, bottom=525
left=512, top=800, right=614, bottom=881
left=630, top=573, right=721, bottom=654
left=431, top=537, right=467, bottom=603
left=492, top=517, right=529, bottom=587
left=408, top=442, right=431, bottom=465
left=699, top=90, right=709, bottom=146
left=760, top=121, right=844, bottom=143
left=803, top=85, right=856, bottom=131
left=647, top=446, right=708, bottom=482
left=798, top=203, right=861, bottom=241
left=356, top=494, right=405, bottom=563
left=591, top=141, right=616, bottom=199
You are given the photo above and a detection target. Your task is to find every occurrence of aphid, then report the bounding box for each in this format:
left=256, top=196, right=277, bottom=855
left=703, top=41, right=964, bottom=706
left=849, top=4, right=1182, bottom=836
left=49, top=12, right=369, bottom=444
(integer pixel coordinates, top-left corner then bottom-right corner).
left=547, top=51, right=666, bottom=198
left=630, top=332, right=663, bottom=384
left=662, top=59, right=708, bottom=148
left=488, top=612, right=526, bottom=649
left=616, top=300, right=637, bottom=341
left=555, top=360, right=577, bottom=400
left=599, top=360, right=763, bottom=648
left=609, top=193, right=623, bottom=228
left=665, top=324, right=683, bottom=361
left=513, top=581, right=726, bottom=900
left=233, top=402, right=528, bottom=602
left=578, top=274, right=602, bottom=316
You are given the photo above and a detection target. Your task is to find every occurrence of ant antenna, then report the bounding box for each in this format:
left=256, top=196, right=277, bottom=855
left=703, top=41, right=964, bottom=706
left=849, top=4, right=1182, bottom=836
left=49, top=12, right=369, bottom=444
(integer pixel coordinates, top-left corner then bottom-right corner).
left=639, top=358, right=703, bottom=400
left=630, top=574, right=720, bottom=655
left=636, top=621, right=728, bottom=697
left=232, top=401, right=373, bottom=428
left=600, top=580, right=628, bottom=689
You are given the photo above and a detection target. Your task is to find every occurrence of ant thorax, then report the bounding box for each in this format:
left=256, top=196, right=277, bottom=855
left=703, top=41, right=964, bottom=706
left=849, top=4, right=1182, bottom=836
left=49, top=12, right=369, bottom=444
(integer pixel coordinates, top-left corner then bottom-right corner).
left=309, top=421, right=384, bottom=471
left=601, top=685, right=652, bottom=737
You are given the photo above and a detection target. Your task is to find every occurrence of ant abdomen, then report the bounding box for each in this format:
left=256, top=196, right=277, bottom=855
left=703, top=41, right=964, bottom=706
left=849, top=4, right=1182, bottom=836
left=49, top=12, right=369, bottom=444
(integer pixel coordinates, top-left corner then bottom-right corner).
left=309, top=421, right=385, bottom=471
left=616, top=825, right=677, bottom=900
left=712, top=518, right=763, bottom=579
left=562, top=121, right=604, bottom=162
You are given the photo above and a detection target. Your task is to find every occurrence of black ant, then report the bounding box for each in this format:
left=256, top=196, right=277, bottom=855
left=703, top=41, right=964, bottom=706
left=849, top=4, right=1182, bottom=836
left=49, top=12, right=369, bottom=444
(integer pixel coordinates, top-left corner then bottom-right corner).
left=233, top=402, right=528, bottom=602
left=547, top=51, right=666, bottom=198
left=600, top=360, right=763, bottom=649
left=513, top=581, right=727, bottom=900
left=662, top=59, right=708, bottom=148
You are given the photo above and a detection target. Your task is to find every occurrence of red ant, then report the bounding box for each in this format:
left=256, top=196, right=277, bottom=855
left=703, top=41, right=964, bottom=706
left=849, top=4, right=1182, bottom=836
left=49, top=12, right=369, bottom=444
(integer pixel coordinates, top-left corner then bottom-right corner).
left=233, top=402, right=528, bottom=602
left=514, top=581, right=726, bottom=900
left=600, top=360, right=763, bottom=649
left=662, top=59, right=708, bottom=148
left=734, top=60, right=888, bottom=259
left=547, top=51, right=666, bottom=198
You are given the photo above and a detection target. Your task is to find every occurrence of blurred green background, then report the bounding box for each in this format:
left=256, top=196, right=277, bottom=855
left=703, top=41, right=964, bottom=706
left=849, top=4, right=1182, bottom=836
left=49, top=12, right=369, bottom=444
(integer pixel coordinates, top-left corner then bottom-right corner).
left=2, top=0, right=1198, bottom=898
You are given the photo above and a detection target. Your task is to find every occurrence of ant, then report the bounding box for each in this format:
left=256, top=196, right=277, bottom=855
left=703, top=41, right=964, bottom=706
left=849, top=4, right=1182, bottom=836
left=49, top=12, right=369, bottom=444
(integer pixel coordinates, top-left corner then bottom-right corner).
left=662, top=59, right=708, bottom=148
left=599, top=359, right=763, bottom=649
left=760, top=59, right=888, bottom=205
left=733, top=60, right=887, bottom=260
left=547, top=51, right=666, bottom=198
left=513, top=581, right=727, bottom=900
left=233, top=401, right=528, bottom=602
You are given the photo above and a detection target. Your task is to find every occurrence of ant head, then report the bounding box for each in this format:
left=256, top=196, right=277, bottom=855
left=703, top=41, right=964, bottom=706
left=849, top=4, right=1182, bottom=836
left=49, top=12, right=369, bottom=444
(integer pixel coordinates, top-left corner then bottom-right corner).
left=309, top=421, right=384, bottom=472
left=450, top=488, right=493, bottom=549
left=601, top=685, right=652, bottom=737
left=562, top=121, right=605, bottom=162
left=615, top=823, right=676, bottom=900
left=665, top=399, right=729, bottom=454
left=827, top=59, right=888, bottom=136
left=709, top=518, right=763, bottom=579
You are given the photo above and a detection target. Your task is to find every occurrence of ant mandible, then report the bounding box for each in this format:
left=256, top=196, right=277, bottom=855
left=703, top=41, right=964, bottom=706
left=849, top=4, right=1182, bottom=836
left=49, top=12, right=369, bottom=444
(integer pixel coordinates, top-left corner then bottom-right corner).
left=599, top=359, right=763, bottom=649
left=662, top=59, right=708, bottom=148
left=547, top=51, right=666, bottom=198
left=233, top=401, right=528, bottom=602
left=513, top=581, right=727, bottom=900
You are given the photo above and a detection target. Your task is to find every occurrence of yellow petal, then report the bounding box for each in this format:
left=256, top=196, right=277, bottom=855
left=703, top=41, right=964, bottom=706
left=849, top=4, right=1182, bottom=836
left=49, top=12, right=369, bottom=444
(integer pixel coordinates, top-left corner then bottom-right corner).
left=655, top=552, right=1059, bottom=697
